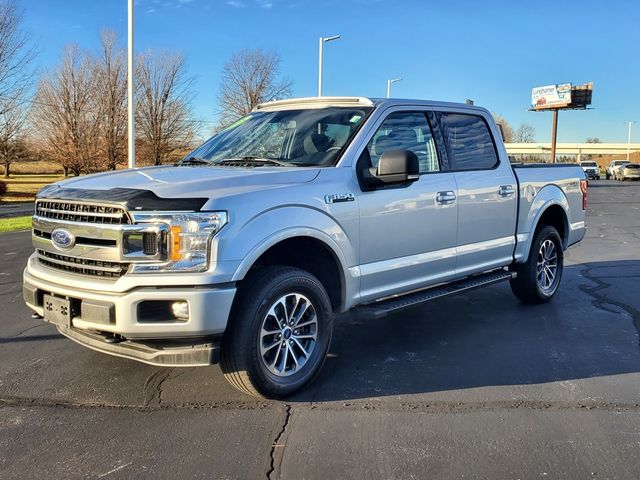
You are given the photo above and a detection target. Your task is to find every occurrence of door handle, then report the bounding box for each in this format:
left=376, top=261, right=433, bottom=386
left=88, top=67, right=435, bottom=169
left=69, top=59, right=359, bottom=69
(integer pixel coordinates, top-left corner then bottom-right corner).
left=436, top=191, right=456, bottom=205
left=498, top=185, right=515, bottom=197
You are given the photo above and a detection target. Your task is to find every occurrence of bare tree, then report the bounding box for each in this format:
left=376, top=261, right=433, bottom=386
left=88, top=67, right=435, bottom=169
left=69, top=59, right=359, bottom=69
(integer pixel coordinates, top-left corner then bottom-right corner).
left=0, top=96, right=27, bottom=177
left=514, top=123, right=536, bottom=143
left=0, top=1, right=35, bottom=114
left=94, top=30, right=127, bottom=170
left=217, top=49, right=292, bottom=127
left=136, top=51, right=194, bottom=165
left=0, top=0, right=35, bottom=176
left=492, top=113, right=514, bottom=143
left=31, top=45, right=101, bottom=175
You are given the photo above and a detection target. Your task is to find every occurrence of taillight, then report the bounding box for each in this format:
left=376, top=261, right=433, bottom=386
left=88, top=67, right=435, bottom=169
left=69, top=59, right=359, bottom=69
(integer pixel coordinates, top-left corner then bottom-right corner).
left=580, top=179, right=588, bottom=210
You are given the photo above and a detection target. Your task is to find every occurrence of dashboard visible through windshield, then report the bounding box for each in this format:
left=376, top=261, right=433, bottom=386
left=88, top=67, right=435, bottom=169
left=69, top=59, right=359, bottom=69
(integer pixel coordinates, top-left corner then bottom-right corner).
left=183, top=107, right=372, bottom=167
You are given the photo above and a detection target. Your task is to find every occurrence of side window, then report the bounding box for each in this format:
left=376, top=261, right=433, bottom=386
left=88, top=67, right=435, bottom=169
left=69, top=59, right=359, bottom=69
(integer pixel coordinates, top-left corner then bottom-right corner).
left=366, top=112, right=440, bottom=173
left=438, top=113, right=499, bottom=170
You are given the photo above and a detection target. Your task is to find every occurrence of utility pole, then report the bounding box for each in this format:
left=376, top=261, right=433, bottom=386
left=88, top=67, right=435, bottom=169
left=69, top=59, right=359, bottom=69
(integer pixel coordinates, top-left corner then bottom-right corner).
left=626, top=120, right=636, bottom=162
left=317, top=35, right=340, bottom=97
left=386, top=78, right=402, bottom=98
left=550, top=109, right=559, bottom=163
left=127, top=0, right=135, bottom=168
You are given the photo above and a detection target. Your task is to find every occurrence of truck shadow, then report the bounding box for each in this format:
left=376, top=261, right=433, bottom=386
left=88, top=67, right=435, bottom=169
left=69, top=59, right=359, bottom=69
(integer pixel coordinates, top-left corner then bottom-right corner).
left=289, top=260, right=640, bottom=403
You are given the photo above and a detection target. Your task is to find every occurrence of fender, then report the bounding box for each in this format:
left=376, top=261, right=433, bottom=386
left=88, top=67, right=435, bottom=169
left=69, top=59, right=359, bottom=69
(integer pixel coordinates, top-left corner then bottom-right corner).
left=514, top=184, right=569, bottom=263
left=221, top=206, right=358, bottom=310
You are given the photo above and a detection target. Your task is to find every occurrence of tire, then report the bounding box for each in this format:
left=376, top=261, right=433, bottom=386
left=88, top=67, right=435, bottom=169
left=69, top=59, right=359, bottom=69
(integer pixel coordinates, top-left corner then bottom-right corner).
left=606, top=172, right=610, bottom=180
left=510, top=225, right=564, bottom=304
left=220, top=266, right=333, bottom=398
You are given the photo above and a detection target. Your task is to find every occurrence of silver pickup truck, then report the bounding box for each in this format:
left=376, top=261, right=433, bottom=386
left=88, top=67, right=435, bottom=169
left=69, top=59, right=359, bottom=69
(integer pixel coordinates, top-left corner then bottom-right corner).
left=23, top=97, right=587, bottom=397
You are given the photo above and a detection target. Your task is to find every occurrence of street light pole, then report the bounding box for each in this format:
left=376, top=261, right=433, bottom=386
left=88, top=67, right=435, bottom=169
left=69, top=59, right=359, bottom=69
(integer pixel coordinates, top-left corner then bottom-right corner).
left=127, top=0, right=135, bottom=169
left=386, top=78, right=402, bottom=98
left=317, top=35, right=340, bottom=97
left=626, top=120, right=636, bottom=162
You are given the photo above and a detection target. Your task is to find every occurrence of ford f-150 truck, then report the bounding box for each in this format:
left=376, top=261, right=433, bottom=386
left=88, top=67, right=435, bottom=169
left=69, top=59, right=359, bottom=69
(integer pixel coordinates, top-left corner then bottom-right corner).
left=23, top=97, right=587, bottom=398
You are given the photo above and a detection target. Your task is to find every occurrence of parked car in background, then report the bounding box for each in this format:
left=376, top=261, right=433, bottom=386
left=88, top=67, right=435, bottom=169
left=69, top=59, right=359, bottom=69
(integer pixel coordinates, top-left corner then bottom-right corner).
left=579, top=161, right=600, bottom=180
left=606, top=159, right=629, bottom=180
left=618, top=163, right=640, bottom=181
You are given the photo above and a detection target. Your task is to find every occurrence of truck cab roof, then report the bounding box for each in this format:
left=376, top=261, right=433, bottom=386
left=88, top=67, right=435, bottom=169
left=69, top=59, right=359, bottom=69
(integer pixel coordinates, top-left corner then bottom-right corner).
left=254, top=96, right=490, bottom=114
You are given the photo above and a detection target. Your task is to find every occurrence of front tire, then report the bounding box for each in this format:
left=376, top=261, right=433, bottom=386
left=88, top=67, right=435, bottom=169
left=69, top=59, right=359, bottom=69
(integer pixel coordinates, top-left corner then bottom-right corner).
left=221, top=266, right=333, bottom=398
left=510, top=225, right=564, bottom=304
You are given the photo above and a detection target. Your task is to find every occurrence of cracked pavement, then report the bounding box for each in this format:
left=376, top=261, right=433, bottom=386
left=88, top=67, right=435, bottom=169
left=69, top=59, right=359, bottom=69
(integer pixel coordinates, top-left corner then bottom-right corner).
left=1, top=180, right=640, bottom=479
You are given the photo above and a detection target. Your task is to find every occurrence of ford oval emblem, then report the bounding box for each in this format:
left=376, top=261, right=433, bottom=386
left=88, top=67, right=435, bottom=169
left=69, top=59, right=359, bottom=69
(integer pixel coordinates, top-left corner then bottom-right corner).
left=51, top=228, right=75, bottom=249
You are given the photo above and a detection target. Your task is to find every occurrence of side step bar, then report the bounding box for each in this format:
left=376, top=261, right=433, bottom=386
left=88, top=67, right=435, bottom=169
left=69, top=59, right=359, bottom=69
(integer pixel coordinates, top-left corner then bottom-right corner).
left=357, top=269, right=516, bottom=318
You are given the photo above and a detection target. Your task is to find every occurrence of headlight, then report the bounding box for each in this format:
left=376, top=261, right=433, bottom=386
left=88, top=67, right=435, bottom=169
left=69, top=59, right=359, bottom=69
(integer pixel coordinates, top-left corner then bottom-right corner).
left=130, top=211, right=227, bottom=273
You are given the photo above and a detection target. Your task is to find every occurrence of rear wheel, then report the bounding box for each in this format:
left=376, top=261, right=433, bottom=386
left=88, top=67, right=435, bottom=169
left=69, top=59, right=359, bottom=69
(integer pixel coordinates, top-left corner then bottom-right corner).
left=510, top=225, right=564, bottom=304
left=220, top=266, right=333, bottom=398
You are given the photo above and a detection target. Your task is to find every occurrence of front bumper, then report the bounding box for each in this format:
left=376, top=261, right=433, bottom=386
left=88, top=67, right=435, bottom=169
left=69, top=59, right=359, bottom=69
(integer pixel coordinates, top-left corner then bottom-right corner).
left=57, top=326, right=220, bottom=367
left=23, top=268, right=237, bottom=341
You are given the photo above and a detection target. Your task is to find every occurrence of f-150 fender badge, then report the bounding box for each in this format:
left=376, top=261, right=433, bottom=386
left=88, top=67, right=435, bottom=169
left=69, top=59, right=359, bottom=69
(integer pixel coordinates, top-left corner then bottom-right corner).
left=324, top=193, right=355, bottom=204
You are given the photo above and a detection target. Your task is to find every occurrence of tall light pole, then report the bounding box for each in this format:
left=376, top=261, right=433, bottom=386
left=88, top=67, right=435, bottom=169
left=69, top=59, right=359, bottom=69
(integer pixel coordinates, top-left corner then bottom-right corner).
left=318, top=35, right=340, bottom=97
left=626, top=120, right=636, bottom=162
left=127, top=0, right=135, bottom=169
left=386, top=78, right=402, bottom=98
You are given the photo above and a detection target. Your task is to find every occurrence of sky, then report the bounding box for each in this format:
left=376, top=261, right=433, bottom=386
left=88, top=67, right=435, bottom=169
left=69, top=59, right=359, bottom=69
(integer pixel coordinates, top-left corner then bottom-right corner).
left=19, top=0, right=640, bottom=143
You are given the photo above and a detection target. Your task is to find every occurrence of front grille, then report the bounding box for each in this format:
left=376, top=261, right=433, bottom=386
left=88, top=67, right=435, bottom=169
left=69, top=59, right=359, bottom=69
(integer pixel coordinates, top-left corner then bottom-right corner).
left=35, top=200, right=130, bottom=225
left=36, top=249, right=129, bottom=278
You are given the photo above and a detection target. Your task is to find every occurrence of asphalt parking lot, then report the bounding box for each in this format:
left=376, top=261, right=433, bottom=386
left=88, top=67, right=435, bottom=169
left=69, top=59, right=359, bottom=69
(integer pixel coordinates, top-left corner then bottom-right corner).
left=1, top=180, right=639, bottom=479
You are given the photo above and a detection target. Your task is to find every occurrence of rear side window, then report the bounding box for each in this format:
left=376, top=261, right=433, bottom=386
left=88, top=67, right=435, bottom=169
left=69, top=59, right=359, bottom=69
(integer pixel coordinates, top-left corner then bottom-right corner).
left=438, top=113, right=499, bottom=171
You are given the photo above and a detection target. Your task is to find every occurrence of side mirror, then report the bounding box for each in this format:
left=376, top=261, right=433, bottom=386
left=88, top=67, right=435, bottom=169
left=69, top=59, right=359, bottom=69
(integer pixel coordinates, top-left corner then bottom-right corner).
left=372, top=150, right=420, bottom=185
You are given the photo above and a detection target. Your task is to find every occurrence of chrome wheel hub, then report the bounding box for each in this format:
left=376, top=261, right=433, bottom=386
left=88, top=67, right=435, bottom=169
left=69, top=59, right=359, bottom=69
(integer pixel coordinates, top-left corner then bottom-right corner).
left=536, top=239, right=558, bottom=292
left=259, top=293, right=318, bottom=377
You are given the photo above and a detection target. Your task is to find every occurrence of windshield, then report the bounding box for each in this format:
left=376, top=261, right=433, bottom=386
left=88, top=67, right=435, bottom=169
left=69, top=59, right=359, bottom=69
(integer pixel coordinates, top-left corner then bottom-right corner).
left=183, top=107, right=372, bottom=167
left=580, top=162, right=597, bottom=167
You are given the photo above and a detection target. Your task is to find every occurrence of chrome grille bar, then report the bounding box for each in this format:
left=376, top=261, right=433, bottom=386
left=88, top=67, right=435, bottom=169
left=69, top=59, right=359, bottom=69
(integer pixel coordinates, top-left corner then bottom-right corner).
left=36, top=249, right=129, bottom=278
left=35, top=200, right=130, bottom=225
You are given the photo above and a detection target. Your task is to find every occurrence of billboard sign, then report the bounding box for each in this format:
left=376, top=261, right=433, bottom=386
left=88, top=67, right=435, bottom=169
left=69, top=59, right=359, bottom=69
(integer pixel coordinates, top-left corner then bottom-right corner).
left=531, top=84, right=572, bottom=110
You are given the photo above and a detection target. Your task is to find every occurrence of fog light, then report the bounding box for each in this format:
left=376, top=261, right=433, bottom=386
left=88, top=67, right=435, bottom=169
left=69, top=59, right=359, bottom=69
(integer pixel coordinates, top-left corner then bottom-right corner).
left=171, top=301, right=189, bottom=321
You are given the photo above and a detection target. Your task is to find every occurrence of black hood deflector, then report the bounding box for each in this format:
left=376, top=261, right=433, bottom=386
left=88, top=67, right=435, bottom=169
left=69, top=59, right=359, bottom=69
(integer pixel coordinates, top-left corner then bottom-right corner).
left=37, top=186, right=208, bottom=211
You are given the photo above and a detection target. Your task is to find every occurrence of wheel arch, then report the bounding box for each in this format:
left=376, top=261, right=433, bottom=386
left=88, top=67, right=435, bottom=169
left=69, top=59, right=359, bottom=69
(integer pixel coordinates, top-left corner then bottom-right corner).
left=515, top=184, right=570, bottom=262
left=232, top=229, right=352, bottom=312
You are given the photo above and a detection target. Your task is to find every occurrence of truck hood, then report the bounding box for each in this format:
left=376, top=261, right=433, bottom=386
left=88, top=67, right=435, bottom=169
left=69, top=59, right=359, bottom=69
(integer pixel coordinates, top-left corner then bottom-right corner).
left=39, top=165, right=321, bottom=208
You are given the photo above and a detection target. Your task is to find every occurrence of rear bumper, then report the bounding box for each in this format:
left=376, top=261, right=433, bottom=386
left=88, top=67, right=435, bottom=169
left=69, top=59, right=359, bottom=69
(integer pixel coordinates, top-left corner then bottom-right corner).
left=57, top=325, right=220, bottom=367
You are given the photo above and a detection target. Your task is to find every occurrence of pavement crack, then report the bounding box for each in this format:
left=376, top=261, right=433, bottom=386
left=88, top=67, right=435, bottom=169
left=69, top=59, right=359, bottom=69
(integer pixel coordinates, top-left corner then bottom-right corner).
left=580, top=265, right=640, bottom=341
left=143, top=369, right=174, bottom=407
left=267, top=404, right=292, bottom=480
left=9, top=323, right=49, bottom=339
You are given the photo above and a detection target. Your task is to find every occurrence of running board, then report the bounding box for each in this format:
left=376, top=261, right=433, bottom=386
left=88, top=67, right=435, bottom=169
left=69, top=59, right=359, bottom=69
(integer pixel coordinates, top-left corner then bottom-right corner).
left=356, top=270, right=515, bottom=318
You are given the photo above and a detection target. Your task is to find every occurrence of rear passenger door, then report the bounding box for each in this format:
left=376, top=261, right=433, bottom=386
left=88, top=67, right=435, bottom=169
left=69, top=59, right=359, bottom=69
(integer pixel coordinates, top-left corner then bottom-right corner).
left=435, top=111, right=518, bottom=276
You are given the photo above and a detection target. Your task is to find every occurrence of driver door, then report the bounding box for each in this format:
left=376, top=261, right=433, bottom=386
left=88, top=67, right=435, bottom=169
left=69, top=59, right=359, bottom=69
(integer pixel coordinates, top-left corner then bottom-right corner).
left=357, top=110, right=458, bottom=303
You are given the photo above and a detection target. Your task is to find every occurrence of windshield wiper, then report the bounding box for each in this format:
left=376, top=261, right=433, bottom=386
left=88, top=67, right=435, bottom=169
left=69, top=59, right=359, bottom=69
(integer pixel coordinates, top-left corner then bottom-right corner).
left=216, top=156, right=292, bottom=167
left=180, top=156, right=214, bottom=166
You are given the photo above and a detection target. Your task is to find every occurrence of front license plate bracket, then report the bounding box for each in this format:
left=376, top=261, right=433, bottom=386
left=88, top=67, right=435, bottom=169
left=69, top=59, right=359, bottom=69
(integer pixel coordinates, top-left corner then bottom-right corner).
left=43, top=294, right=73, bottom=327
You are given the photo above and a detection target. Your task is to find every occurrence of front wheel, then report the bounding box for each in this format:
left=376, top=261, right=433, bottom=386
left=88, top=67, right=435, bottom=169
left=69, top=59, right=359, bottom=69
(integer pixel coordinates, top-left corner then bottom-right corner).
left=510, top=225, right=564, bottom=304
left=221, top=266, right=333, bottom=398
left=606, top=172, right=610, bottom=179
